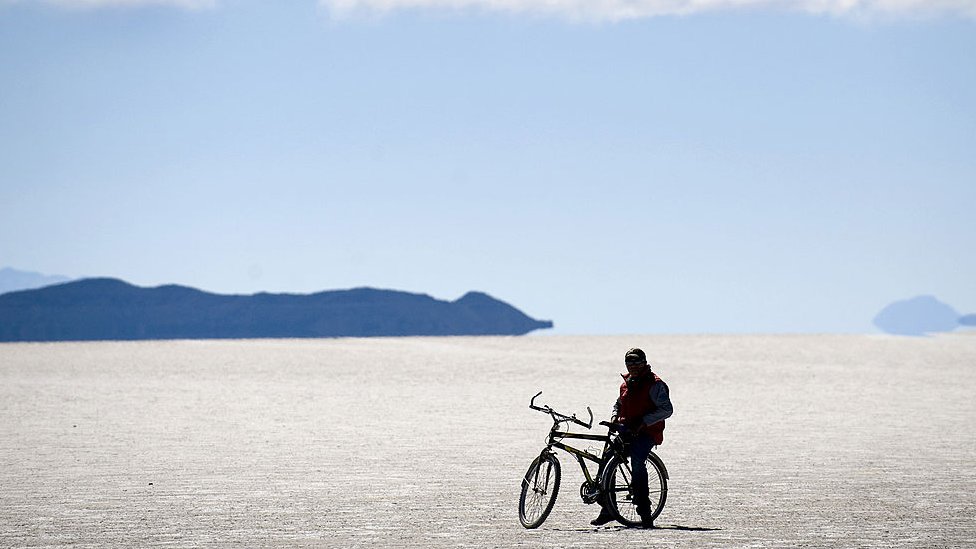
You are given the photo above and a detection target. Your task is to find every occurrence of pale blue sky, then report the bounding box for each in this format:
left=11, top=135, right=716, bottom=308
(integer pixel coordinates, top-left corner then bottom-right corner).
left=2, top=0, right=974, bottom=334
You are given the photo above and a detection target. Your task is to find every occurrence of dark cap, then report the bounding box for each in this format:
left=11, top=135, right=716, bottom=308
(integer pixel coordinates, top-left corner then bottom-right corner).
left=624, top=347, right=647, bottom=366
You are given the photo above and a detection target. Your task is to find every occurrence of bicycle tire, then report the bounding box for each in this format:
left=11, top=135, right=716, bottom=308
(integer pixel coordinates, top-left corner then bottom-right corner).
left=518, top=452, right=561, bottom=528
left=601, top=451, right=668, bottom=527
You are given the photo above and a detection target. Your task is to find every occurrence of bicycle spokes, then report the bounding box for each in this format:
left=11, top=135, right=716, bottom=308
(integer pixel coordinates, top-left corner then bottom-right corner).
left=617, top=462, right=633, bottom=493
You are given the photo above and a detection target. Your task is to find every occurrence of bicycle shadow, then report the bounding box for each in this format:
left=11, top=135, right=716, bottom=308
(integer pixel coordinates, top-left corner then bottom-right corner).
left=554, top=524, right=722, bottom=533
left=652, top=524, right=722, bottom=532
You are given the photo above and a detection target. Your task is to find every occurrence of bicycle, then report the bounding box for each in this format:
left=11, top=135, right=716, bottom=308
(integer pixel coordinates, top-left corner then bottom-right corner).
left=518, top=391, right=669, bottom=529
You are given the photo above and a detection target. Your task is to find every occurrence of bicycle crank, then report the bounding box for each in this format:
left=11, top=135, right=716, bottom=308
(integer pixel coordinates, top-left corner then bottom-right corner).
left=580, top=481, right=600, bottom=504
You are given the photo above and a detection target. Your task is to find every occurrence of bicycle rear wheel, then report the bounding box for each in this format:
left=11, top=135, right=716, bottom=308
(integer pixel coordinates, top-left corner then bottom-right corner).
left=518, top=452, right=561, bottom=528
left=602, top=451, right=668, bottom=527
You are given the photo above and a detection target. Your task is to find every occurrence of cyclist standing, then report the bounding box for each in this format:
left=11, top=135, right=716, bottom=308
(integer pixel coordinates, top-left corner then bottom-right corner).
left=591, top=347, right=673, bottom=528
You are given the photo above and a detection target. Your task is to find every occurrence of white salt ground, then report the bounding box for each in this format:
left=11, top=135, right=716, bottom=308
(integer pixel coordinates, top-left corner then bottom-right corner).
left=1, top=334, right=974, bottom=548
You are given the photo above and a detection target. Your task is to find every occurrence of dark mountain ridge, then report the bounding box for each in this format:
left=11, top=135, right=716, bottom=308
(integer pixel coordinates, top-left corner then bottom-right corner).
left=0, top=278, right=553, bottom=342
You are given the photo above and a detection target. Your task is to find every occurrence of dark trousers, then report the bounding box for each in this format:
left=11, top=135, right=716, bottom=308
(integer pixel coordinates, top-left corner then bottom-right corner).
left=629, top=433, right=654, bottom=514
left=597, top=432, right=654, bottom=517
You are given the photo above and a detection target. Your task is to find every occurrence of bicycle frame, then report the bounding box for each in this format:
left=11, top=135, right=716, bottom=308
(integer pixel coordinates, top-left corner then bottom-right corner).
left=530, top=391, right=622, bottom=488
left=546, top=430, right=610, bottom=485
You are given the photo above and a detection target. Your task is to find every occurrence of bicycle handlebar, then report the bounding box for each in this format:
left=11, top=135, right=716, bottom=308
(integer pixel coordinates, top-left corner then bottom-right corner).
left=529, top=391, right=594, bottom=429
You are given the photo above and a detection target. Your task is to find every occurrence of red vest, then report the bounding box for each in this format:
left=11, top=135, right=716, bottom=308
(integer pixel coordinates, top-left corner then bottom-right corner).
left=618, top=372, right=665, bottom=445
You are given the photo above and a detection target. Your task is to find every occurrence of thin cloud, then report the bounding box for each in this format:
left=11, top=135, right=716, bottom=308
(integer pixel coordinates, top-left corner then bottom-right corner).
left=320, top=0, right=976, bottom=21
left=4, top=0, right=215, bottom=8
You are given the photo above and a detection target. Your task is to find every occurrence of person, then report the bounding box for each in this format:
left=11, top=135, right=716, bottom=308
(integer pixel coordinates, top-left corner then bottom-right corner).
left=591, top=347, right=673, bottom=528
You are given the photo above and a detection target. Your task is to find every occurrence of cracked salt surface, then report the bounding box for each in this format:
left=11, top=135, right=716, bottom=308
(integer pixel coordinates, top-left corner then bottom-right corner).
left=1, top=334, right=974, bottom=547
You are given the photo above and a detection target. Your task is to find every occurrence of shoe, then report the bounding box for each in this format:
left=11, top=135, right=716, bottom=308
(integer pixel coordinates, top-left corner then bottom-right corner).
left=639, top=513, right=655, bottom=529
left=590, top=510, right=615, bottom=526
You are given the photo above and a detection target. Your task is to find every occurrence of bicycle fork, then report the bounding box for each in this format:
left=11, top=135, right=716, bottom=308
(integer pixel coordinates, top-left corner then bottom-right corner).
left=529, top=450, right=556, bottom=495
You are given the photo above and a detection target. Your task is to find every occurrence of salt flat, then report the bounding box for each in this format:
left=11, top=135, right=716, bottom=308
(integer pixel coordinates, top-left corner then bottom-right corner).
left=1, top=334, right=974, bottom=548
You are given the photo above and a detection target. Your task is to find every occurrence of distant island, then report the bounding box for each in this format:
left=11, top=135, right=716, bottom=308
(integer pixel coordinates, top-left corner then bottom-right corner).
left=0, top=278, right=553, bottom=342
left=873, top=295, right=974, bottom=336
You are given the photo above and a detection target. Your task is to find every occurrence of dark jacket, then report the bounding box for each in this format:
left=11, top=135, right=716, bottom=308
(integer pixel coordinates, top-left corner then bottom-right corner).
left=615, top=372, right=672, bottom=445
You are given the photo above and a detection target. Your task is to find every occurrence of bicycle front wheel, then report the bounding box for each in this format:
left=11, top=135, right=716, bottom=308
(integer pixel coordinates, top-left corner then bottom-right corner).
left=518, top=452, right=561, bottom=528
left=602, top=451, right=668, bottom=527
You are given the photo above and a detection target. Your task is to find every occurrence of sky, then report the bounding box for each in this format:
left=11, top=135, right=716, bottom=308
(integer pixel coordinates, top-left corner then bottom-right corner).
left=1, top=0, right=974, bottom=334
